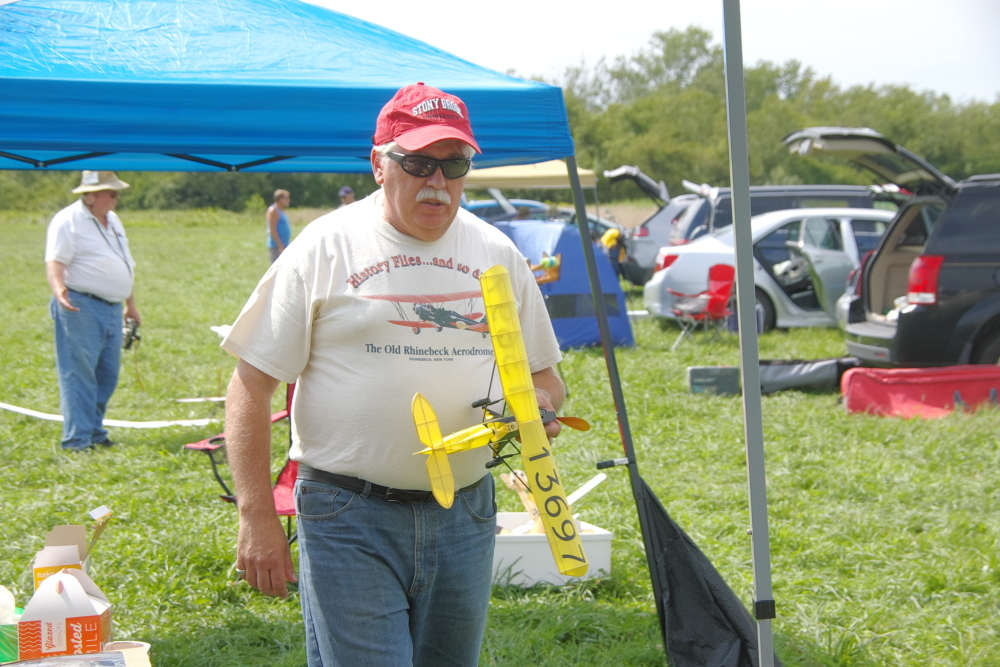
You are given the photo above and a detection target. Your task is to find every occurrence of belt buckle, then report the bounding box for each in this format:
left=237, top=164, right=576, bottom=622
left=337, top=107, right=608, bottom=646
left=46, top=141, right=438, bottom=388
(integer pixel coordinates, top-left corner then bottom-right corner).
left=384, top=488, right=405, bottom=504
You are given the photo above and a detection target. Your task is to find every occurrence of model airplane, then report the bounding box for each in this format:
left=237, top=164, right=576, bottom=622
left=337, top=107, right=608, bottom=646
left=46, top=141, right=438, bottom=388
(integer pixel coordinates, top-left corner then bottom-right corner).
left=410, top=265, right=591, bottom=577
left=364, top=290, right=488, bottom=335
left=529, top=253, right=561, bottom=285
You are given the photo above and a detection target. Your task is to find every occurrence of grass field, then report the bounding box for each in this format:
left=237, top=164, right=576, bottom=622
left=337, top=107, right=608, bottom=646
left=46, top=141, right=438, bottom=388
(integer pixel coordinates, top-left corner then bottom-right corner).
left=1, top=208, right=998, bottom=667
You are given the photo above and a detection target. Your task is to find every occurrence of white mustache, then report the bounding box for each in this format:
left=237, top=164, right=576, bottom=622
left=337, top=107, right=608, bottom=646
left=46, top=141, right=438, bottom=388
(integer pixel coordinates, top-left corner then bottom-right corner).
left=416, top=187, right=451, bottom=204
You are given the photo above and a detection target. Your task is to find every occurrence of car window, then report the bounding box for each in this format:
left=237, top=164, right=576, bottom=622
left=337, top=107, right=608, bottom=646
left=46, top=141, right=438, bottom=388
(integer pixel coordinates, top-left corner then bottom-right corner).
left=850, top=218, right=888, bottom=254
left=754, top=220, right=800, bottom=269
left=897, top=203, right=943, bottom=247
left=643, top=199, right=691, bottom=230
left=753, top=219, right=819, bottom=298
left=748, top=196, right=794, bottom=217
left=671, top=200, right=708, bottom=243
left=802, top=217, right=843, bottom=250
left=714, top=197, right=733, bottom=231
left=718, top=195, right=789, bottom=233
left=929, top=187, right=1000, bottom=254
left=798, top=196, right=873, bottom=209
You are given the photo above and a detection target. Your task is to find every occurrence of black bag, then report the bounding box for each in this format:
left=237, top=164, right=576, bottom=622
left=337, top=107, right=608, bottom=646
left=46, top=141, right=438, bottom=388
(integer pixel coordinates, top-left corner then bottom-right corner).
left=759, top=357, right=861, bottom=395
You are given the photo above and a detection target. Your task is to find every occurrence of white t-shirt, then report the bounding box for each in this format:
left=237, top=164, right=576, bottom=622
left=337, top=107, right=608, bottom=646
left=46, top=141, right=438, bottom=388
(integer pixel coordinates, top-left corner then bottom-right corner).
left=44, top=199, right=136, bottom=303
left=223, top=192, right=562, bottom=490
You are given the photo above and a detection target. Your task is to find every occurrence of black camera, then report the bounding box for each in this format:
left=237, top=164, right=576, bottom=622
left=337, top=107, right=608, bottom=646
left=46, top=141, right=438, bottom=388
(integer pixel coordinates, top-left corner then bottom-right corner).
left=123, top=318, right=141, bottom=350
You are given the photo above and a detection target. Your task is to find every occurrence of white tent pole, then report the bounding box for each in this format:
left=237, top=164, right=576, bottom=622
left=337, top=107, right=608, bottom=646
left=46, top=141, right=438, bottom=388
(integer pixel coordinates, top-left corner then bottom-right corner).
left=721, top=1, right=776, bottom=664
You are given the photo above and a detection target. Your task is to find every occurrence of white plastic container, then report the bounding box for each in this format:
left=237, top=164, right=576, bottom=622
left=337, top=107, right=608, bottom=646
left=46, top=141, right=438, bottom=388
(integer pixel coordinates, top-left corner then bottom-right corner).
left=493, top=512, right=612, bottom=587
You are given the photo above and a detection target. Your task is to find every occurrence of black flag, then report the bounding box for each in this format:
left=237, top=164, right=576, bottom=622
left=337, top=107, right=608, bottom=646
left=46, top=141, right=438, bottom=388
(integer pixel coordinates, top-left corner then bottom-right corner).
left=635, top=477, right=781, bottom=667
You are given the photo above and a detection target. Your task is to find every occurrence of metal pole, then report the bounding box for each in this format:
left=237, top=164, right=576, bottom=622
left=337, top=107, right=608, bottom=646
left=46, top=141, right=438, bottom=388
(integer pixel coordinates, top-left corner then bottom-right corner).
left=721, top=1, right=776, bottom=664
left=565, top=158, right=670, bottom=645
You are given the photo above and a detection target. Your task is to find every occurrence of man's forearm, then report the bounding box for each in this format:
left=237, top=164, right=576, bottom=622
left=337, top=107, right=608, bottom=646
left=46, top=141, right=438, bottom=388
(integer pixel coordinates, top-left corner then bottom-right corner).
left=532, top=366, right=565, bottom=412
left=226, top=359, right=282, bottom=519
left=46, top=260, right=68, bottom=296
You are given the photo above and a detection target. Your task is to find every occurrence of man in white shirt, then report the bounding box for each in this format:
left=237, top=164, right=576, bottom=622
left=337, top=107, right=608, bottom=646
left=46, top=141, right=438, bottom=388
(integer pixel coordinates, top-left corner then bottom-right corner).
left=222, top=83, right=565, bottom=667
left=45, top=171, right=140, bottom=452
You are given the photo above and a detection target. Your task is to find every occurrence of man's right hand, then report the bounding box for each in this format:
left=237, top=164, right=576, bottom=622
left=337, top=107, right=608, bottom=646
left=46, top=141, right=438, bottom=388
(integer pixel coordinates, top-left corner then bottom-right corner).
left=226, top=360, right=294, bottom=597
left=55, top=287, right=79, bottom=312
left=236, top=514, right=298, bottom=598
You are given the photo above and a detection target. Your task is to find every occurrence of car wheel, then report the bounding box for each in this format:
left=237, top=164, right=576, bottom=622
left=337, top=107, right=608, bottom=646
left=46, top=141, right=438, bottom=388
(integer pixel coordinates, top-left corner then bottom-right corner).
left=972, top=329, right=1000, bottom=364
left=755, top=288, right=776, bottom=332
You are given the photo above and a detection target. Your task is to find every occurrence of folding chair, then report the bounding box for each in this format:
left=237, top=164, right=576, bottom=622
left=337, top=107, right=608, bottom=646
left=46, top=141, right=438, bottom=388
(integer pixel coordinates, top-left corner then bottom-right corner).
left=667, top=263, right=735, bottom=351
left=185, top=383, right=298, bottom=543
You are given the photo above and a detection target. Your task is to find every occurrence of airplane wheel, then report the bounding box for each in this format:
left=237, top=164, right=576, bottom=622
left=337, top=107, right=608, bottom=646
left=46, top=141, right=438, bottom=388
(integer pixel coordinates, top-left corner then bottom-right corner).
left=412, top=327, right=420, bottom=334
left=435, top=326, right=443, bottom=332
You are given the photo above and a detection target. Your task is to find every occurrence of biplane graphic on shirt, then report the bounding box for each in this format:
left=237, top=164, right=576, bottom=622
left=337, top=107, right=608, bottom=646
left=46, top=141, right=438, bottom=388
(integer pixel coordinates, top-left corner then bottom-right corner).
left=362, top=291, right=489, bottom=335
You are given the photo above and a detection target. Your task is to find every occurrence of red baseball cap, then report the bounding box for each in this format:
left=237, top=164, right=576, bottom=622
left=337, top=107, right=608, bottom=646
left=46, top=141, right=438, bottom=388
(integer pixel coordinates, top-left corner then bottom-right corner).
left=373, top=82, right=481, bottom=153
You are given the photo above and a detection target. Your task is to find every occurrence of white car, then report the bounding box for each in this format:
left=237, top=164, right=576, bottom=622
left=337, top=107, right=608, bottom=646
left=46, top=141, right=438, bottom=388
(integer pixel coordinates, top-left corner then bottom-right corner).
left=643, top=208, right=896, bottom=330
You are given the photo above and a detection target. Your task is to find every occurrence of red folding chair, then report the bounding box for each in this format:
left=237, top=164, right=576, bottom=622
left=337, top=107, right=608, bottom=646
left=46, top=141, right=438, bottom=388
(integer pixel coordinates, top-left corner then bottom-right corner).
left=667, top=263, right=735, bottom=351
left=185, top=383, right=298, bottom=543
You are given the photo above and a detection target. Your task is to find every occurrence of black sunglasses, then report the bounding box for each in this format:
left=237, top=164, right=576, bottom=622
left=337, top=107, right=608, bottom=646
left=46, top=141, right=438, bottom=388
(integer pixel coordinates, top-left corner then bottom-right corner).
left=386, top=151, right=472, bottom=179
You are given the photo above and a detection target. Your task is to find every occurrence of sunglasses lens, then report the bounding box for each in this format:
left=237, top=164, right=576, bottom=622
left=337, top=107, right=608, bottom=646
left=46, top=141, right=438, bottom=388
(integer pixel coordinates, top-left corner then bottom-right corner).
left=391, top=152, right=470, bottom=179
left=401, top=156, right=436, bottom=178
left=441, top=159, right=471, bottom=179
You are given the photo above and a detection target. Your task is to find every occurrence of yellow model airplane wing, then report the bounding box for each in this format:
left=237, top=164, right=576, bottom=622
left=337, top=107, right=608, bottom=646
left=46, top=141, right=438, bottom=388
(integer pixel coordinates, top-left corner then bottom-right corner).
left=480, top=265, right=589, bottom=577
left=411, top=393, right=455, bottom=508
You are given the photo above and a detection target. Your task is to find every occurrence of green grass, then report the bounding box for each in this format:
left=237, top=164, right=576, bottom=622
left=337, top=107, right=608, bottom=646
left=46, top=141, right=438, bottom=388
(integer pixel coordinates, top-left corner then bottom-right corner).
left=2, top=210, right=999, bottom=666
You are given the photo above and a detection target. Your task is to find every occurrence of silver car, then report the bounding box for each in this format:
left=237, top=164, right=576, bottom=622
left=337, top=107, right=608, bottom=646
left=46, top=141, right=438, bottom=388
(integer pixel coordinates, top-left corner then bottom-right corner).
left=643, top=208, right=895, bottom=331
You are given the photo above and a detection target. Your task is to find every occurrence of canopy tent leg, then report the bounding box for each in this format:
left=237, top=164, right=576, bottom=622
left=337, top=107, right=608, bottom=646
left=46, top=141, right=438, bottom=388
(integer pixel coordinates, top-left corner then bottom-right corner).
left=567, top=156, right=779, bottom=666
left=722, top=0, right=776, bottom=664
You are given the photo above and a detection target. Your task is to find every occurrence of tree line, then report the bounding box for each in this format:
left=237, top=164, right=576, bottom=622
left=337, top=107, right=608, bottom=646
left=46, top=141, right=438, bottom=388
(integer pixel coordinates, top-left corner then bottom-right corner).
left=560, top=27, right=1000, bottom=204
left=2, top=27, right=997, bottom=213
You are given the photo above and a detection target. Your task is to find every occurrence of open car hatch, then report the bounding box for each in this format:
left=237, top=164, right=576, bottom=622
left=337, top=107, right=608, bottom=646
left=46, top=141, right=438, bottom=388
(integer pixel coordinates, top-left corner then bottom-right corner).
left=603, top=165, right=670, bottom=205
left=783, top=126, right=957, bottom=196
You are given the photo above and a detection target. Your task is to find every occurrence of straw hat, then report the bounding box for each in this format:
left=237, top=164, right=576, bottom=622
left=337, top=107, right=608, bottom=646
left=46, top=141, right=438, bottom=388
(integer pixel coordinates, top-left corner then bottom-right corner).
left=72, top=171, right=130, bottom=194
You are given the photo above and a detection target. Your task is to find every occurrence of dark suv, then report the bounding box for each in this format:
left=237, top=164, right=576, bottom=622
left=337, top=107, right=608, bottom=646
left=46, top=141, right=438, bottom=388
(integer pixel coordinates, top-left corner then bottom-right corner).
left=669, top=182, right=897, bottom=246
left=786, top=127, right=1000, bottom=366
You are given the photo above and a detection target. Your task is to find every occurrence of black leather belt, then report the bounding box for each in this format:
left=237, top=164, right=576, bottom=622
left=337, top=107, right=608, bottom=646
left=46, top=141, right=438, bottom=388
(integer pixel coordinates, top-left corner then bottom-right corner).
left=297, top=464, right=485, bottom=504
left=68, top=289, right=117, bottom=306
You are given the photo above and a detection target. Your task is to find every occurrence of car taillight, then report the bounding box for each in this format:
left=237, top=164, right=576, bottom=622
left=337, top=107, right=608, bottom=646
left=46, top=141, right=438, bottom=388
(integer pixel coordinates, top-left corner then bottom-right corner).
left=656, top=254, right=679, bottom=272
left=907, top=255, right=944, bottom=305
left=632, top=226, right=649, bottom=238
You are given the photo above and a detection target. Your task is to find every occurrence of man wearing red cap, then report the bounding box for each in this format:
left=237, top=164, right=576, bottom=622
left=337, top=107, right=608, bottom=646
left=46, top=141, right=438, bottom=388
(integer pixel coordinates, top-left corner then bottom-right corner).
left=222, top=83, right=565, bottom=666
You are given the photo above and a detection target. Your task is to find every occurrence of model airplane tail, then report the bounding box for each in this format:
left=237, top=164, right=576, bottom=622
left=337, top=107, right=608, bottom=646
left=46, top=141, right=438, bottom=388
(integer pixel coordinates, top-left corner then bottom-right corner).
left=411, top=393, right=456, bottom=508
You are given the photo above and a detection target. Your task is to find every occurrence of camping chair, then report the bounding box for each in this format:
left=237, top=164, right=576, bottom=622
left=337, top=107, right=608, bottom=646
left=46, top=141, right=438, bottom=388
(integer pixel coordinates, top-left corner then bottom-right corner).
left=185, top=383, right=298, bottom=544
left=667, top=263, right=735, bottom=351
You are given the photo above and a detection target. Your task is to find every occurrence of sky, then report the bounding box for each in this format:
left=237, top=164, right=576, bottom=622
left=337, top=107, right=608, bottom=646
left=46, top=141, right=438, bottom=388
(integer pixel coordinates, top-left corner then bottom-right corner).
left=305, top=0, right=1000, bottom=104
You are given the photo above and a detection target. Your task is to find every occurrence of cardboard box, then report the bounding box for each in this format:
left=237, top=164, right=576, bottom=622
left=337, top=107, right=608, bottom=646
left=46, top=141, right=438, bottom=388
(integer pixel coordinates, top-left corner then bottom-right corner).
left=493, top=512, right=612, bottom=587
left=33, top=507, right=113, bottom=590
left=18, top=569, right=112, bottom=660
left=688, top=365, right=741, bottom=396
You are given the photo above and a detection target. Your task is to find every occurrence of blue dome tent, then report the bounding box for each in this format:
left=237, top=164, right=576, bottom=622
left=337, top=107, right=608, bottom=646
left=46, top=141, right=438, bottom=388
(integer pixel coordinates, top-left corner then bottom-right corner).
left=494, top=221, right=634, bottom=350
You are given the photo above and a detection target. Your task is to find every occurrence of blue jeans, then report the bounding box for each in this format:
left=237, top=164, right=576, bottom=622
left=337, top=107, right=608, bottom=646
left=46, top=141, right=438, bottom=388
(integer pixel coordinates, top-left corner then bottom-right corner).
left=51, top=293, right=122, bottom=450
left=295, top=473, right=496, bottom=667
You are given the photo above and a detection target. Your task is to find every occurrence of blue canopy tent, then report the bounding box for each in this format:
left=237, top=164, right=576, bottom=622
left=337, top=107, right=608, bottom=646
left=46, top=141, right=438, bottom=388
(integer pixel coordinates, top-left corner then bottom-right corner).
left=0, top=0, right=573, bottom=171
left=493, top=221, right=633, bottom=350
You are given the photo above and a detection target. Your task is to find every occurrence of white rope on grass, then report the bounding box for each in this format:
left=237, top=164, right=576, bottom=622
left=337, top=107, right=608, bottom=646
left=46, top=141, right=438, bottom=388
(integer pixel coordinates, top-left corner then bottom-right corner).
left=0, top=401, right=220, bottom=428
